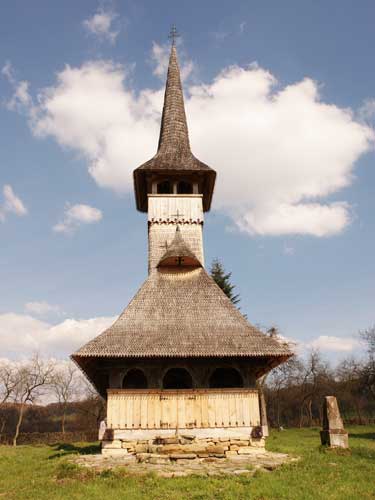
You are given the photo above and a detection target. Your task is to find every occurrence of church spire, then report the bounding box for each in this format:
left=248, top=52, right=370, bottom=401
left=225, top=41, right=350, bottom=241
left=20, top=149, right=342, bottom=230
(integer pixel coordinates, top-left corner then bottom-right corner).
left=133, top=28, right=216, bottom=213
left=157, top=42, right=191, bottom=156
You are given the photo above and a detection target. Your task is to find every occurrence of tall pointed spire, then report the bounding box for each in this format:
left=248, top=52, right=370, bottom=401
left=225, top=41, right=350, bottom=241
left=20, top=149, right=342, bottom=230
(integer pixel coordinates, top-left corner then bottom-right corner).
left=157, top=44, right=191, bottom=157
left=133, top=28, right=216, bottom=213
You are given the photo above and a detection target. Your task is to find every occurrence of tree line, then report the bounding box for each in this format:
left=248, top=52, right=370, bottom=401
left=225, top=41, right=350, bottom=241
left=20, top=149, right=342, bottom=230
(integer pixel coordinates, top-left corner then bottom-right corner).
left=0, top=356, right=104, bottom=445
left=211, top=259, right=375, bottom=428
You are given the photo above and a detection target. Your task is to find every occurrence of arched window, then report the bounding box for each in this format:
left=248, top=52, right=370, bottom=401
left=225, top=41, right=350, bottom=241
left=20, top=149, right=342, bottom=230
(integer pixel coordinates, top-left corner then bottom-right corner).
left=123, top=369, right=148, bottom=389
left=209, top=368, right=244, bottom=388
left=163, top=368, right=193, bottom=389
left=157, top=180, right=172, bottom=194
left=177, top=181, right=193, bottom=194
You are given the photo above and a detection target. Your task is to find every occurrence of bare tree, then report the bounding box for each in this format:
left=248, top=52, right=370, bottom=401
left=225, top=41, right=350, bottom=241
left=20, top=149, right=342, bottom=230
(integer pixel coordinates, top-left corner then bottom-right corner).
left=0, top=362, right=22, bottom=440
left=52, top=362, right=81, bottom=434
left=360, top=326, right=375, bottom=400
left=12, top=356, right=55, bottom=446
left=267, top=356, right=303, bottom=428
left=0, top=362, right=18, bottom=405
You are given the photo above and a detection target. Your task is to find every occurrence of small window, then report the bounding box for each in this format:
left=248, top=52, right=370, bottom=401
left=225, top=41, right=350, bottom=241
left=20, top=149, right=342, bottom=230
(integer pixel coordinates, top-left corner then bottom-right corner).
left=163, top=368, right=193, bottom=389
left=177, top=181, right=193, bottom=194
left=209, top=368, right=244, bottom=388
left=157, top=181, right=172, bottom=194
left=123, top=369, right=148, bottom=389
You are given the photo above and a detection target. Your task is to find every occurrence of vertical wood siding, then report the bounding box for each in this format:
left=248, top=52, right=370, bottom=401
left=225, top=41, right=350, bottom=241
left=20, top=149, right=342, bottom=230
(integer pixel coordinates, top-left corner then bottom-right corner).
left=107, top=389, right=260, bottom=429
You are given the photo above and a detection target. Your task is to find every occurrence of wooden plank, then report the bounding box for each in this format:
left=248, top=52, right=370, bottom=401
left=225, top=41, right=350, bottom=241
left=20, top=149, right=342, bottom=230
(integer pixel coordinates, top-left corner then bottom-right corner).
left=126, top=395, right=133, bottom=428
left=200, top=394, right=209, bottom=428
left=177, top=395, right=186, bottom=429
left=140, top=394, right=148, bottom=429
left=242, top=393, right=250, bottom=426
left=229, top=394, right=237, bottom=427
left=214, top=394, right=223, bottom=427
left=194, top=394, right=202, bottom=428
left=147, top=395, right=155, bottom=428
left=207, top=393, right=216, bottom=427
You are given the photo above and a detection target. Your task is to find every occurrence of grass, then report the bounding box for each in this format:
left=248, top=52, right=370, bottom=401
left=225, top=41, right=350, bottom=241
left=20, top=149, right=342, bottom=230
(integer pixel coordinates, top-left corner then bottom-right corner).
left=0, top=426, right=374, bottom=499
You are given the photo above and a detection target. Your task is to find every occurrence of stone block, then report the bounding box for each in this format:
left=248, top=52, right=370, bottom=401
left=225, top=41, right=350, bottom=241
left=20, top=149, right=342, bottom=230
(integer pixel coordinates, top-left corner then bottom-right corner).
left=230, top=440, right=250, bottom=446
left=170, top=453, right=197, bottom=460
left=102, top=448, right=128, bottom=457
left=225, top=450, right=239, bottom=457
left=238, top=446, right=258, bottom=455
left=148, top=455, right=171, bottom=465
left=102, top=440, right=122, bottom=449
left=180, top=434, right=195, bottom=441
left=136, top=453, right=151, bottom=462
left=122, top=442, right=134, bottom=450
left=250, top=438, right=265, bottom=448
left=206, top=445, right=227, bottom=454
left=135, top=444, right=148, bottom=453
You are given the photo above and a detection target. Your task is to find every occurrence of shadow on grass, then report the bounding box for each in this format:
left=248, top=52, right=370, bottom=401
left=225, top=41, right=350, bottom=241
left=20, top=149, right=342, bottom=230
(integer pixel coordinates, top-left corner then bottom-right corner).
left=349, top=432, right=375, bottom=440
left=49, top=442, right=101, bottom=459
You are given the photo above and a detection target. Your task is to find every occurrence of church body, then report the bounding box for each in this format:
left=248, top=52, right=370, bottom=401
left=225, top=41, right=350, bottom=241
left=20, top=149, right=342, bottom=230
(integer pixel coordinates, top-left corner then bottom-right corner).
left=72, top=43, right=292, bottom=453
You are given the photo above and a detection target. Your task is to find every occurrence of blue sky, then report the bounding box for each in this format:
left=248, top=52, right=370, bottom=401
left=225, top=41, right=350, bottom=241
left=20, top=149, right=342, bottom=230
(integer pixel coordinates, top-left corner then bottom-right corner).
left=1, top=0, right=374, bottom=363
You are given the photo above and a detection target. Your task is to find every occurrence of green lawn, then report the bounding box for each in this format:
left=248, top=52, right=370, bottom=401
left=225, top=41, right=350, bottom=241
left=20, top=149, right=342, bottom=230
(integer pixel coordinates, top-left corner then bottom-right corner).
left=0, top=426, right=374, bottom=499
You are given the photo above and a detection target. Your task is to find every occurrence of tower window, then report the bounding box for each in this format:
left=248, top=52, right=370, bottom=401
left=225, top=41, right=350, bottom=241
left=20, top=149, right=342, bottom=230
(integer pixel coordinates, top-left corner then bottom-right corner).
left=209, top=368, right=244, bottom=388
left=163, top=368, right=193, bottom=389
left=177, top=181, right=193, bottom=194
left=157, top=181, right=172, bottom=194
left=123, top=369, right=148, bottom=389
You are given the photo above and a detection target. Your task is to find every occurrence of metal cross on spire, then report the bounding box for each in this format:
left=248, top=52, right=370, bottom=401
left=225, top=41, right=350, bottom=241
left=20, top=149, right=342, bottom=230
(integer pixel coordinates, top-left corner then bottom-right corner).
left=168, top=24, right=180, bottom=46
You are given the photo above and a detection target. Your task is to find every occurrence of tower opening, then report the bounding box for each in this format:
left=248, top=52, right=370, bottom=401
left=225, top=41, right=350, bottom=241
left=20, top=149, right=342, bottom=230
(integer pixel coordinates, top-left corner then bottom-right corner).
left=177, top=180, right=193, bottom=194
left=157, top=180, right=172, bottom=194
left=209, top=368, right=244, bottom=388
left=163, top=368, right=193, bottom=389
left=123, top=369, right=148, bottom=389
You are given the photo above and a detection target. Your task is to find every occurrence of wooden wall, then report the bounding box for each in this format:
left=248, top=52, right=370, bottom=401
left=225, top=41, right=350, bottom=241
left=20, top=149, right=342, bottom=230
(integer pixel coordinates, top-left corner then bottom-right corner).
left=107, top=389, right=260, bottom=430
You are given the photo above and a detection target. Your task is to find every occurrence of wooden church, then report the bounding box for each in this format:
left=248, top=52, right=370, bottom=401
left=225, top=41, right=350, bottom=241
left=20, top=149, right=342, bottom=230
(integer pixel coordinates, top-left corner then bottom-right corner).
left=72, top=39, right=292, bottom=456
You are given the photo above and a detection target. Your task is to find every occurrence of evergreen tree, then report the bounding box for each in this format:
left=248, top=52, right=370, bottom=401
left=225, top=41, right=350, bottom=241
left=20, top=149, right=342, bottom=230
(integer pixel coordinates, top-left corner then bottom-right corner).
left=210, top=259, right=240, bottom=306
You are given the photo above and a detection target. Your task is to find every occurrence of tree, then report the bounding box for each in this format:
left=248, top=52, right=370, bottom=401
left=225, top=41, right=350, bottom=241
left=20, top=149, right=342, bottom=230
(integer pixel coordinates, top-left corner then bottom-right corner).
left=12, top=356, right=54, bottom=446
left=52, top=362, right=81, bottom=434
left=210, top=259, right=240, bottom=306
left=0, top=362, right=18, bottom=439
left=359, top=326, right=375, bottom=400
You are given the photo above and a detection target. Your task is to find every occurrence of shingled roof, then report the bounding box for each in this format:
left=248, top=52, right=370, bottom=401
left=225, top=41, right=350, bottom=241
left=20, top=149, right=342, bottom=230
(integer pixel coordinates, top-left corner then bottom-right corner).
left=133, top=44, right=216, bottom=212
left=72, top=266, right=292, bottom=360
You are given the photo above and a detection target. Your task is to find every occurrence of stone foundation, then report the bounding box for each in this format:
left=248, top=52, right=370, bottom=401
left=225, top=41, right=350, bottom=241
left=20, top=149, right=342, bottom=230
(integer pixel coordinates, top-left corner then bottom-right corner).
left=102, top=433, right=265, bottom=463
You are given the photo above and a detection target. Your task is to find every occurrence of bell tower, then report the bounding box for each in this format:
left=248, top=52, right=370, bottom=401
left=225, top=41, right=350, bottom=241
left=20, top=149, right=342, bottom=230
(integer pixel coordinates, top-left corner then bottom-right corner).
left=133, top=40, right=216, bottom=273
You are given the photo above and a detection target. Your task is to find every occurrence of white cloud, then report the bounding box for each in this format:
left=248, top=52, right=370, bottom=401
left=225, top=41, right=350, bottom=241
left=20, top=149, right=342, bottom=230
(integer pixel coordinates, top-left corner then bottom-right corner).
left=53, top=203, right=102, bottom=234
left=151, top=42, right=194, bottom=81
left=24, top=301, right=61, bottom=316
left=308, top=335, right=360, bottom=353
left=358, top=98, right=375, bottom=123
left=0, top=312, right=115, bottom=360
left=2, top=62, right=33, bottom=112
left=4, top=56, right=374, bottom=237
left=82, top=8, right=119, bottom=44
left=0, top=184, right=27, bottom=221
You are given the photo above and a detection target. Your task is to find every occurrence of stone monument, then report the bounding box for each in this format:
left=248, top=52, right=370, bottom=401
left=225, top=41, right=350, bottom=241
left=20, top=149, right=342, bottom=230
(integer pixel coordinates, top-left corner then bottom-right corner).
left=320, top=396, right=349, bottom=449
